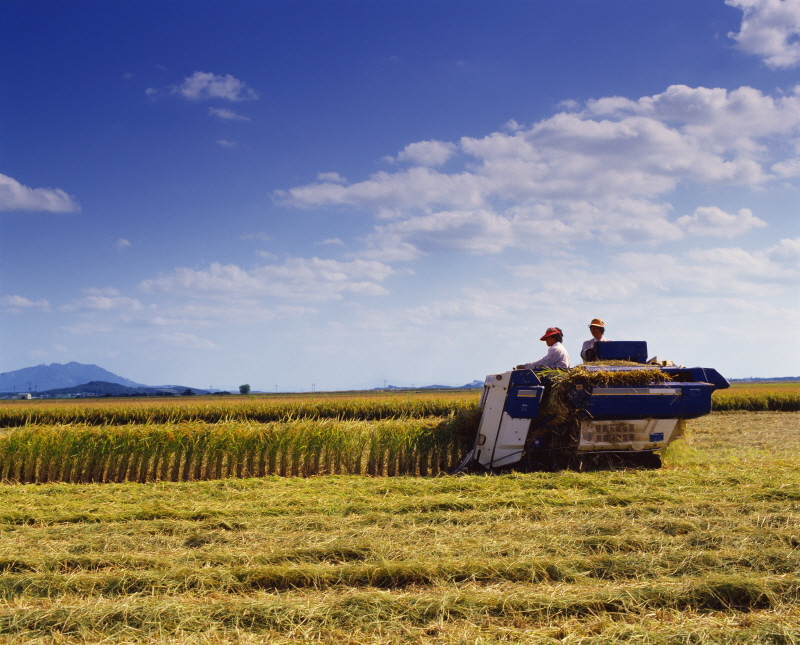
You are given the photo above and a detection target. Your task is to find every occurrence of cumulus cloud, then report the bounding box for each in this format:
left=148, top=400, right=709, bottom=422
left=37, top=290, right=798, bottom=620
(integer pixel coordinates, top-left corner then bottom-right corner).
left=505, top=237, right=799, bottom=305
left=156, top=332, right=216, bottom=350
left=0, top=174, right=80, bottom=213
left=677, top=206, right=768, bottom=237
left=1, top=295, right=51, bottom=314
left=277, top=84, right=800, bottom=257
left=208, top=107, right=250, bottom=121
left=59, top=294, right=144, bottom=313
left=139, top=257, right=395, bottom=301
left=395, top=140, right=457, bottom=166
left=169, top=71, right=258, bottom=101
left=116, top=238, right=132, bottom=252
left=767, top=236, right=800, bottom=264
left=317, top=172, right=347, bottom=184
left=727, top=0, right=800, bottom=68
left=241, top=232, right=271, bottom=241
left=771, top=157, right=800, bottom=176
left=217, top=139, right=236, bottom=148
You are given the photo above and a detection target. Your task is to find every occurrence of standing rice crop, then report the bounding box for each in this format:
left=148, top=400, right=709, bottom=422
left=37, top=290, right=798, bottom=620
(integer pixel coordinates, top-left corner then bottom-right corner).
left=0, top=416, right=469, bottom=484
left=712, top=390, right=800, bottom=412
left=0, top=396, right=479, bottom=427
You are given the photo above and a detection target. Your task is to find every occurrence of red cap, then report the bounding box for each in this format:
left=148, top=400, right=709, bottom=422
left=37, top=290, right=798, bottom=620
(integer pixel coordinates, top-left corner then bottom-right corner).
left=540, top=327, right=562, bottom=341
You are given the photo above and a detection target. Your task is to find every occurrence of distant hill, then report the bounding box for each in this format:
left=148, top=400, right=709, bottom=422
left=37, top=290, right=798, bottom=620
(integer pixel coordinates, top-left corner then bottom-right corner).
left=35, top=381, right=209, bottom=397
left=0, top=362, right=146, bottom=393
left=378, top=380, right=483, bottom=390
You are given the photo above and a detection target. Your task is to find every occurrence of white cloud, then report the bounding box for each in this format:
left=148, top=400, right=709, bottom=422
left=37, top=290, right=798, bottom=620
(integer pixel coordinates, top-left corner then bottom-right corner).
left=319, top=238, right=345, bottom=246
left=727, top=0, right=800, bottom=68
left=771, top=157, right=800, bottom=176
left=59, top=295, right=144, bottom=313
left=277, top=84, right=800, bottom=258
left=395, top=140, right=457, bottom=166
left=217, top=140, right=236, bottom=148
left=505, top=238, right=799, bottom=304
left=82, top=287, right=120, bottom=296
left=148, top=301, right=311, bottom=328
left=767, top=236, right=800, bottom=265
left=241, top=232, right=271, bottom=241
left=208, top=107, right=250, bottom=121
left=317, top=172, right=347, bottom=183
left=156, top=332, right=216, bottom=350
left=139, top=258, right=395, bottom=301
left=0, top=174, right=80, bottom=213
left=677, top=206, right=768, bottom=237
left=170, top=72, right=258, bottom=101
left=1, top=295, right=51, bottom=314
left=116, top=238, right=132, bottom=252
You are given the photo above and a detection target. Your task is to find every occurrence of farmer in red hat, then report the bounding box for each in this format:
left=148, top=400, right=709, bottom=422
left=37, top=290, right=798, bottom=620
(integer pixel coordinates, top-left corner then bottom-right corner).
left=519, top=327, right=570, bottom=370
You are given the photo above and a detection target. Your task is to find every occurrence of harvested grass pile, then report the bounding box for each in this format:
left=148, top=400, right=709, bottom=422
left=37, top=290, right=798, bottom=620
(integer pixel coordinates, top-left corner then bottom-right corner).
left=538, top=367, right=674, bottom=447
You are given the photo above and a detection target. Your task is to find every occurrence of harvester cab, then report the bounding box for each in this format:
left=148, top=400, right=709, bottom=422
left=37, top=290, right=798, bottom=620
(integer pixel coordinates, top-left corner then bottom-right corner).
left=462, top=341, right=729, bottom=472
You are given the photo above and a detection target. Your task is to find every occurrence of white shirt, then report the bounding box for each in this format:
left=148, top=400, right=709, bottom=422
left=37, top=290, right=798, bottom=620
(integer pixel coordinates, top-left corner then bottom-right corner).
left=581, top=336, right=610, bottom=362
left=525, top=342, right=570, bottom=369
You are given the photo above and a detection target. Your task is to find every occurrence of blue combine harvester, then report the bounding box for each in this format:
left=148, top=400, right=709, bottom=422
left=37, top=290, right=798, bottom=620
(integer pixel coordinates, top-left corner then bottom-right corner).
left=463, top=341, right=729, bottom=471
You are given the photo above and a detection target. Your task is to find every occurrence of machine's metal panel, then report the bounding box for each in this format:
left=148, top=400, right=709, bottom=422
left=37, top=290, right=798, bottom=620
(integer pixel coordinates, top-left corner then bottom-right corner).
left=504, top=385, right=545, bottom=419
left=473, top=371, right=532, bottom=469
left=489, top=413, right=531, bottom=467
left=662, top=367, right=730, bottom=392
left=473, top=372, right=510, bottom=467
left=595, top=341, right=648, bottom=363
left=585, top=383, right=712, bottom=419
left=578, top=418, right=679, bottom=451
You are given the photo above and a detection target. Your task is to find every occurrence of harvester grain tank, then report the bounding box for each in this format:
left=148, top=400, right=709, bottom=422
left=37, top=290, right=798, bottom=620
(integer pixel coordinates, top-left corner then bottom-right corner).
left=462, top=341, right=729, bottom=471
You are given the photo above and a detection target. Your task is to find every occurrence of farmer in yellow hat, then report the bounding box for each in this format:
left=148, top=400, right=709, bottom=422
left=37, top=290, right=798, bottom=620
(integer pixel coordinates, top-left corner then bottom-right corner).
left=581, top=318, right=611, bottom=362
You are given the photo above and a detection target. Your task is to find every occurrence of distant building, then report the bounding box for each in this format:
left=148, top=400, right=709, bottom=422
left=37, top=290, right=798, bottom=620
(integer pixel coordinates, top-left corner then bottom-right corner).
left=17, top=393, right=32, bottom=400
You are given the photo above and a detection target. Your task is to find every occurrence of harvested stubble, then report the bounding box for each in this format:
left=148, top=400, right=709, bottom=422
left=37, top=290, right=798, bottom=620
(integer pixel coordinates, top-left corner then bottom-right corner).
left=0, top=413, right=799, bottom=644
left=0, top=415, right=478, bottom=484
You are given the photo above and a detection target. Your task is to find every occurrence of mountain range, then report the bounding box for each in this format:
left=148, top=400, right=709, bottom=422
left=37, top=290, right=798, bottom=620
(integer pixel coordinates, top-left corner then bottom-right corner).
left=0, top=362, right=145, bottom=393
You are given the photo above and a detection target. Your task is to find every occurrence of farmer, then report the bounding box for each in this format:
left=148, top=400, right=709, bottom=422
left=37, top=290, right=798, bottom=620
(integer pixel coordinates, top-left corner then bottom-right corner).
left=580, top=318, right=611, bottom=362
left=519, top=327, right=570, bottom=369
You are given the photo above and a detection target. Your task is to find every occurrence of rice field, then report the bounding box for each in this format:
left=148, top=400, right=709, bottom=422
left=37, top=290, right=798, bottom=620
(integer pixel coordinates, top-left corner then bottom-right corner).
left=0, top=380, right=797, bottom=429
left=0, top=381, right=797, bottom=487
left=0, top=410, right=798, bottom=644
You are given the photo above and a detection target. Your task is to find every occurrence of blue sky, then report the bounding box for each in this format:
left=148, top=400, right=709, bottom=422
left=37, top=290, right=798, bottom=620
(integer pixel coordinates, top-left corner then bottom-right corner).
left=2, top=0, right=799, bottom=390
